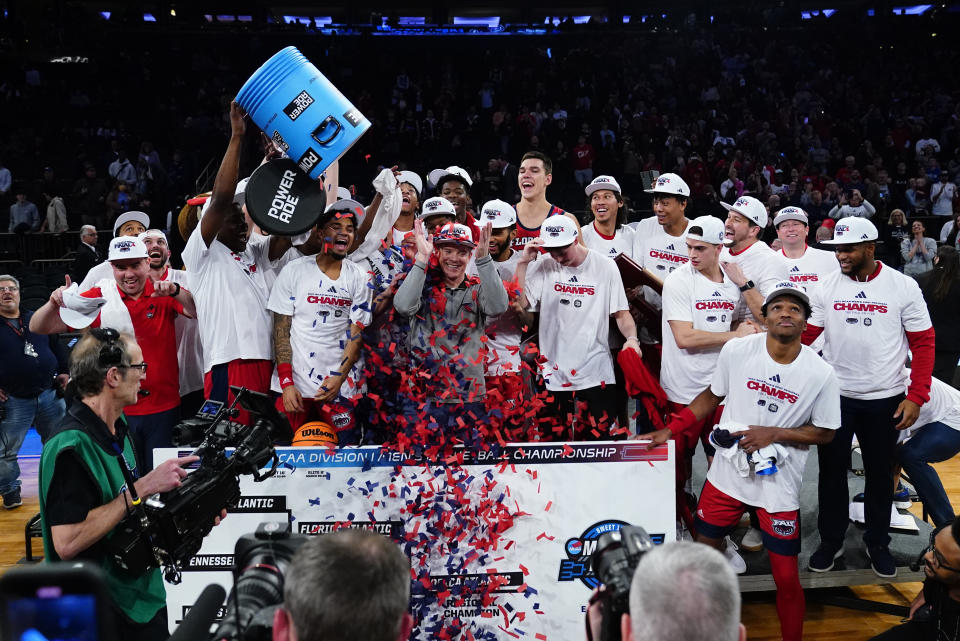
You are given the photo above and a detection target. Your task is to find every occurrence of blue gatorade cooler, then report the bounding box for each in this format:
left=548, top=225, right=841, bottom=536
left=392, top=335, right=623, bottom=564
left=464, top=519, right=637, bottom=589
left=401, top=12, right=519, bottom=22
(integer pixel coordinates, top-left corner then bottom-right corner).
left=236, top=46, right=370, bottom=180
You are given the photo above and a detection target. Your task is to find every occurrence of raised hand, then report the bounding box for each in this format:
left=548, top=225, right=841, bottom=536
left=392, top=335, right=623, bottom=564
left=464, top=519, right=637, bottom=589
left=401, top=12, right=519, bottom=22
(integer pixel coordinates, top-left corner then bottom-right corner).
left=519, top=238, right=543, bottom=264
left=474, top=222, right=493, bottom=259
left=413, top=218, right=434, bottom=263
left=229, top=101, right=247, bottom=137
left=49, top=275, right=71, bottom=308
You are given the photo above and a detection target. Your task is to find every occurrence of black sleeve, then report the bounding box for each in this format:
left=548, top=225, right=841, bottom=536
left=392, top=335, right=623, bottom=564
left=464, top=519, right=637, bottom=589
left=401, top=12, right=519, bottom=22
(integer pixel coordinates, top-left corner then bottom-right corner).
left=48, top=333, right=69, bottom=375
left=44, top=450, right=104, bottom=527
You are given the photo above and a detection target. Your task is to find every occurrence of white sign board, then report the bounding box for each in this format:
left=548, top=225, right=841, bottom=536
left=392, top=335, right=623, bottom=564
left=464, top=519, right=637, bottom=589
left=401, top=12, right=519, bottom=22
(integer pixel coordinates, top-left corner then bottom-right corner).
left=157, top=441, right=674, bottom=639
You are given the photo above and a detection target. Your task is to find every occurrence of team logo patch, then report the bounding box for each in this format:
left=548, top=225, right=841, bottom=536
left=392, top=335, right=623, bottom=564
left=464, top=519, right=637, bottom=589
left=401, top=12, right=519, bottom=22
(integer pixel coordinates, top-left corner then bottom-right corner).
left=574, top=300, right=582, bottom=308
left=558, top=520, right=665, bottom=588
left=560, top=299, right=570, bottom=305
left=846, top=317, right=859, bottom=324
left=864, top=318, right=872, bottom=326
left=706, top=315, right=717, bottom=322
left=768, top=403, right=779, bottom=413
left=771, top=518, right=796, bottom=537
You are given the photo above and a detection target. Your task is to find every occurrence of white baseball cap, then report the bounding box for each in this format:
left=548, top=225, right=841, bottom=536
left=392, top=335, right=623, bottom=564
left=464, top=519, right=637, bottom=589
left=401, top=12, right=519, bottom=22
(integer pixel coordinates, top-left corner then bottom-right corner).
left=479, top=200, right=517, bottom=228
left=112, top=211, right=150, bottom=236
left=428, top=166, right=473, bottom=189
left=323, top=198, right=365, bottom=226
left=686, top=216, right=726, bottom=245
left=585, top=175, right=622, bottom=196
left=418, top=197, right=457, bottom=221
left=397, top=170, right=423, bottom=195
left=644, top=172, right=690, bottom=197
left=722, top=195, right=768, bottom=228
left=821, top=217, right=879, bottom=245
left=198, top=178, right=249, bottom=219
left=433, top=222, right=476, bottom=249
left=108, top=236, right=149, bottom=262
left=763, top=280, right=811, bottom=309
left=336, top=186, right=352, bottom=202
left=58, top=283, right=105, bottom=329
left=138, top=229, right=168, bottom=244
left=539, top=215, right=579, bottom=248
left=773, top=206, right=809, bottom=227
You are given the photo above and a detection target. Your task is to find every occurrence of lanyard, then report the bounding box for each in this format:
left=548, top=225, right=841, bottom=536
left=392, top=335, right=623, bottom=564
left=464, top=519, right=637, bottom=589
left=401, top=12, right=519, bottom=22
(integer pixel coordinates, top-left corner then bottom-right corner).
left=2, top=316, right=25, bottom=338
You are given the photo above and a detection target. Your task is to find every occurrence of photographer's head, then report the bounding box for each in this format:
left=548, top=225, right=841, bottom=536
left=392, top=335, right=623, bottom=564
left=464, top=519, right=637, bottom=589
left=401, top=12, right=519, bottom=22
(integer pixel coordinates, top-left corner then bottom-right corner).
left=69, top=329, right=144, bottom=406
left=625, top=542, right=745, bottom=641
left=274, top=529, right=413, bottom=641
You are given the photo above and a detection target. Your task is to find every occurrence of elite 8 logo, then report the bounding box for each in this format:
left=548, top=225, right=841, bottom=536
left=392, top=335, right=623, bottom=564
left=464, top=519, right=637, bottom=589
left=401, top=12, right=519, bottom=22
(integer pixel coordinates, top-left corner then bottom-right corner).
left=558, top=520, right=665, bottom=588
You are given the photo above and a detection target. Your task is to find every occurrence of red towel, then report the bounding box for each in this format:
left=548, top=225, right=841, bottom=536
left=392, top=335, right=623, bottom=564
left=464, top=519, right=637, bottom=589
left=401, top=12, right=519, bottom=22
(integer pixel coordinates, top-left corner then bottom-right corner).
left=617, top=348, right=668, bottom=430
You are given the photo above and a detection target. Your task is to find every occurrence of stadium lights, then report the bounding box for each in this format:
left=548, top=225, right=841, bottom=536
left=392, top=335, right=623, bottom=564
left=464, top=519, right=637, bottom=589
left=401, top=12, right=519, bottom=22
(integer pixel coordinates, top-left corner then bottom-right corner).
left=99, top=11, right=111, bottom=20
left=572, top=16, right=591, bottom=24
left=801, top=8, right=836, bottom=18
left=143, top=13, right=156, bottom=22
left=452, top=16, right=500, bottom=27
left=893, top=4, right=934, bottom=13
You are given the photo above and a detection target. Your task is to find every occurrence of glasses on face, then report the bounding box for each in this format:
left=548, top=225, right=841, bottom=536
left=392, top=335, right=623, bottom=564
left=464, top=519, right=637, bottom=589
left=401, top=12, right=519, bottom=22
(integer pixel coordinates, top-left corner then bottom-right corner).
left=119, top=362, right=148, bottom=374
left=0, top=286, right=19, bottom=293
left=928, top=532, right=960, bottom=574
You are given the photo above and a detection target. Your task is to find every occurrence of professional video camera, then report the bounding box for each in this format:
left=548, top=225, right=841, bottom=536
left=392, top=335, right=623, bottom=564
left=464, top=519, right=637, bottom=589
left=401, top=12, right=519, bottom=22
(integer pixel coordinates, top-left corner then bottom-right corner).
left=212, top=522, right=308, bottom=641
left=589, top=525, right=656, bottom=641
left=111, top=387, right=293, bottom=584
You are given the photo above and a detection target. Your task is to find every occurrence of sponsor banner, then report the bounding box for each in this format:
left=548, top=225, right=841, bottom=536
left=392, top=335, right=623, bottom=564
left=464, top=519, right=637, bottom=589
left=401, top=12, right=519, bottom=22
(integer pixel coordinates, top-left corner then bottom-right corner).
left=157, top=442, right=674, bottom=638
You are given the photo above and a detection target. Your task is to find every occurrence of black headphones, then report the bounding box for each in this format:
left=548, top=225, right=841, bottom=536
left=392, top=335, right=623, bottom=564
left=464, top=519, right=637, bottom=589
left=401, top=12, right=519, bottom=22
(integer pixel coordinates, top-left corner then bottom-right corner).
left=89, top=327, right=125, bottom=369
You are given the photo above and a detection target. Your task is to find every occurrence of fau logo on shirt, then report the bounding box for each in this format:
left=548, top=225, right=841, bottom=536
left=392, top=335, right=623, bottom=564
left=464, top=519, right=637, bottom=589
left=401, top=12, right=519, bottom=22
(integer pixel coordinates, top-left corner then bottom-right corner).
left=746, top=376, right=799, bottom=404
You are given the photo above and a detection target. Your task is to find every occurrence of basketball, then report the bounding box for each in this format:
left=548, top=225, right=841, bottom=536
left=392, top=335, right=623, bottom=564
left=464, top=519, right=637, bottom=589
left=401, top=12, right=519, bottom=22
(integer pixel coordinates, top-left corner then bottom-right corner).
left=292, top=421, right=338, bottom=447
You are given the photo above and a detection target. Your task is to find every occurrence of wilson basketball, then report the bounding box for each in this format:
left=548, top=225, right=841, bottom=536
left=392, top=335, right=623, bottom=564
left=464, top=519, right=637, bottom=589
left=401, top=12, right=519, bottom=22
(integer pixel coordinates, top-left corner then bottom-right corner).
left=292, top=421, right=338, bottom=446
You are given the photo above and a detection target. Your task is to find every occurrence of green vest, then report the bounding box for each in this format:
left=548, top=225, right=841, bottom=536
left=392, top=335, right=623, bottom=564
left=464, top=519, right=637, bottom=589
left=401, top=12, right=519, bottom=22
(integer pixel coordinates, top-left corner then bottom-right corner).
left=39, top=427, right=166, bottom=624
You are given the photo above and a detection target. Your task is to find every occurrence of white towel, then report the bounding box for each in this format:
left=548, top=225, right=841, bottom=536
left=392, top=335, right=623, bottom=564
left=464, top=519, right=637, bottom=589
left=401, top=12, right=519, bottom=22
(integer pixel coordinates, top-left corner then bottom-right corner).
left=96, top=278, right=136, bottom=336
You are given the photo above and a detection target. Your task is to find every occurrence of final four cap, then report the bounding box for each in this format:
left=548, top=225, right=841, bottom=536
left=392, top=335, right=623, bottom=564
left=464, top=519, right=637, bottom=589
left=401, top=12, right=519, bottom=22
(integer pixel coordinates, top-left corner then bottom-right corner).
left=539, top=215, right=579, bottom=248
left=721, top=195, right=768, bottom=228
left=686, top=216, right=726, bottom=245
left=428, top=166, right=473, bottom=189
left=112, top=211, right=150, bottom=236
left=644, top=172, right=690, bottom=197
left=479, top=199, right=517, bottom=228
left=397, top=170, right=423, bottom=195
left=108, top=236, right=149, bottom=261
left=773, top=206, right=809, bottom=227
left=585, top=175, right=622, bottom=196
left=433, top=222, right=476, bottom=248
left=418, top=196, right=457, bottom=221
left=821, top=217, right=879, bottom=244
left=763, top=280, right=811, bottom=309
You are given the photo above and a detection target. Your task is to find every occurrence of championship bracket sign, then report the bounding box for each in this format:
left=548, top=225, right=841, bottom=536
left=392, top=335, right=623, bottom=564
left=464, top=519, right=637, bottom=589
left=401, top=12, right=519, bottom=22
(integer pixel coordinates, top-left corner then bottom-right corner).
left=158, top=441, right=674, bottom=639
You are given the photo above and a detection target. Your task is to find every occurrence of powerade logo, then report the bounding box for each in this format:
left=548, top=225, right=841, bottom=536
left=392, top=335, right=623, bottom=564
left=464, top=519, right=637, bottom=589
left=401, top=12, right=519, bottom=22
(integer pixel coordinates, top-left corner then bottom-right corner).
left=284, top=90, right=314, bottom=121
left=298, top=148, right=322, bottom=174
left=558, top=520, right=665, bottom=588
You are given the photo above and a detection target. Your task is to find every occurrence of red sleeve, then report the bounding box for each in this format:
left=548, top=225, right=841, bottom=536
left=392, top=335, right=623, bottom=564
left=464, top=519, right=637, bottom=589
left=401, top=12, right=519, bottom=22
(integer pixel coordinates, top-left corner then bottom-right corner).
left=905, top=327, right=936, bottom=405
left=801, top=323, right=824, bottom=346
left=80, top=287, right=102, bottom=298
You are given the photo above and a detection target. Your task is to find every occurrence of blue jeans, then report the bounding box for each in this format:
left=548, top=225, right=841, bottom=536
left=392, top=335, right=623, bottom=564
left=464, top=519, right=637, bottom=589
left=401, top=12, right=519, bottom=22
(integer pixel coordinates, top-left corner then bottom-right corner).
left=897, top=421, right=960, bottom=527
left=126, top=406, right=181, bottom=475
left=0, top=388, right=66, bottom=496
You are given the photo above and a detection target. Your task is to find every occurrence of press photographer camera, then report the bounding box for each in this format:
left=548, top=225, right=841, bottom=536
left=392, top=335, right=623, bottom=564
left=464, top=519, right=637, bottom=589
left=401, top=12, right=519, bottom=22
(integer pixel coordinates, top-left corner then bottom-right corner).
left=211, top=522, right=307, bottom=641
left=111, top=386, right=293, bottom=584
left=587, top=525, right=655, bottom=641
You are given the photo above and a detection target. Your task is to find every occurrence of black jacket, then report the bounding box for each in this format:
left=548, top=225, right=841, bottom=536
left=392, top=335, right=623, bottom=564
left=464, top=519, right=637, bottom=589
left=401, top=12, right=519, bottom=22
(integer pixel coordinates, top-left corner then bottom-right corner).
left=71, top=242, right=102, bottom=284
left=917, top=271, right=960, bottom=352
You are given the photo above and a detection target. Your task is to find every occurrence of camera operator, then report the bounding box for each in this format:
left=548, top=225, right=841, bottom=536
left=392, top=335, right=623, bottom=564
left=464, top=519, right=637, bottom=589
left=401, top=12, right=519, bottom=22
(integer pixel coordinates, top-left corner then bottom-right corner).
left=271, top=528, right=413, bottom=641
left=870, top=516, right=960, bottom=640
left=38, top=329, right=221, bottom=640
left=586, top=541, right=745, bottom=641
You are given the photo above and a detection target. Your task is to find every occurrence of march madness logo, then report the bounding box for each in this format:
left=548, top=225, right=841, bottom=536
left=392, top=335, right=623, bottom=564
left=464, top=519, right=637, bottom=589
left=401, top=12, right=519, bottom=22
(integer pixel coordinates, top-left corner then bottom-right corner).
left=558, top=520, right=665, bottom=588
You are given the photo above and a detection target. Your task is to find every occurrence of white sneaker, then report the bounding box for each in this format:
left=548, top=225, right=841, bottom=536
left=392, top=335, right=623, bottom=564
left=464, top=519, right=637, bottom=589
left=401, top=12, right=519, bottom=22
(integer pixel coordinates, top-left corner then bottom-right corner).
left=724, top=536, right=747, bottom=574
left=740, top=527, right=763, bottom=552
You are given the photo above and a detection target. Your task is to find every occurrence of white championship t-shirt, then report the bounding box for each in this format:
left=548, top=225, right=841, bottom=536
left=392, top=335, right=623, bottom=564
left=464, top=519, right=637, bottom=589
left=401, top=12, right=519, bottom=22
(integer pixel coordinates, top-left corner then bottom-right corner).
left=778, top=246, right=839, bottom=294
left=631, top=216, right=691, bottom=309
left=720, top=240, right=789, bottom=321
left=161, top=267, right=204, bottom=395
left=267, top=256, right=373, bottom=397
left=182, top=230, right=282, bottom=372
left=485, top=251, right=524, bottom=376
left=808, top=262, right=932, bottom=400
left=525, top=249, right=629, bottom=391
left=581, top=222, right=635, bottom=260
left=707, top=334, right=841, bottom=512
left=901, top=373, right=960, bottom=442
left=660, top=264, right=744, bottom=404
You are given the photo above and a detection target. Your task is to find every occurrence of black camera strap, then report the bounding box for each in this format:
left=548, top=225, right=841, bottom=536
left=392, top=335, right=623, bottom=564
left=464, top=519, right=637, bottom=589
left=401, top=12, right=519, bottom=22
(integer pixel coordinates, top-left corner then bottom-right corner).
left=110, top=439, right=144, bottom=511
